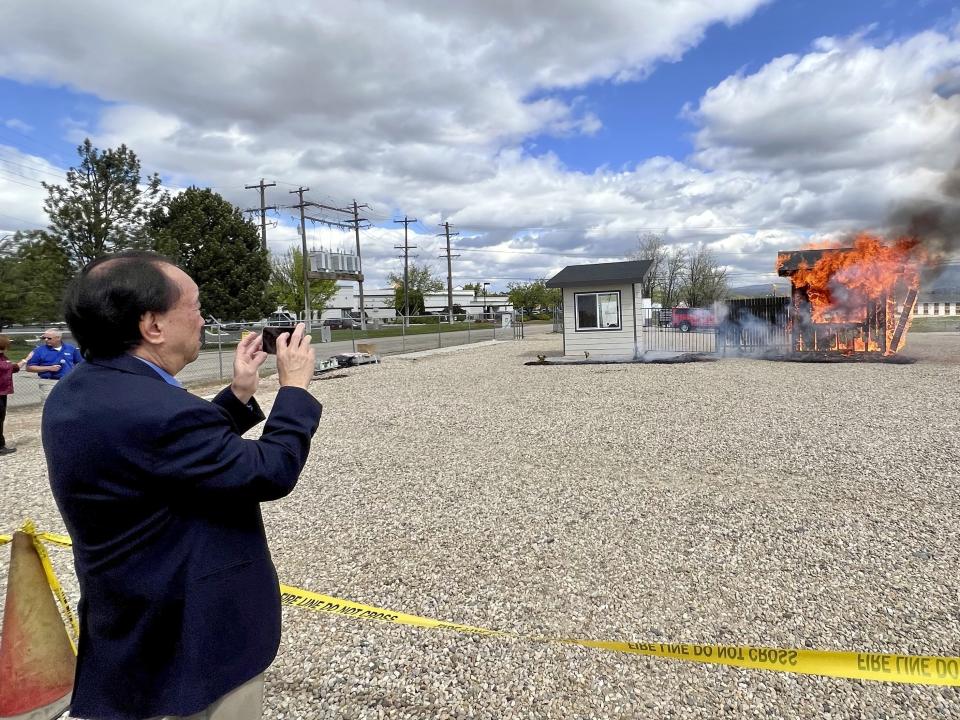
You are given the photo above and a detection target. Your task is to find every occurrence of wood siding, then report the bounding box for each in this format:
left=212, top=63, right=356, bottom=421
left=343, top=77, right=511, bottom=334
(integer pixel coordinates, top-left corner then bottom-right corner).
left=562, top=284, right=641, bottom=357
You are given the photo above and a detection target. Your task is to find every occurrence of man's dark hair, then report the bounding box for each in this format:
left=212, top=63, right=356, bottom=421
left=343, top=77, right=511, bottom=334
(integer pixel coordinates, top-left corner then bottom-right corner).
left=64, top=251, right=181, bottom=359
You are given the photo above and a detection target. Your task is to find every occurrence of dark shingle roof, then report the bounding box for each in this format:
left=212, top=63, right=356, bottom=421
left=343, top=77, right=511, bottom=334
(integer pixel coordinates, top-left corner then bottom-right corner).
left=545, top=260, right=653, bottom=288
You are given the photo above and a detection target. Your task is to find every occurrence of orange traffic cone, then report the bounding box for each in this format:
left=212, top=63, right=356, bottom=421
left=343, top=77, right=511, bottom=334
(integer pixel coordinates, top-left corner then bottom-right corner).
left=0, top=531, right=75, bottom=719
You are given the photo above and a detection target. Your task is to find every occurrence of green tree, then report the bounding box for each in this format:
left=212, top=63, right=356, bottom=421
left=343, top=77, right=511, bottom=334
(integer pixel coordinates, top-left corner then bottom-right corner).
left=266, top=247, right=337, bottom=317
left=44, top=139, right=165, bottom=268
left=506, top=279, right=560, bottom=314
left=148, top=187, right=273, bottom=320
left=0, top=231, right=72, bottom=326
left=387, top=262, right=443, bottom=315
left=462, top=282, right=481, bottom=296
left=391, top=287, right=426, bottom=316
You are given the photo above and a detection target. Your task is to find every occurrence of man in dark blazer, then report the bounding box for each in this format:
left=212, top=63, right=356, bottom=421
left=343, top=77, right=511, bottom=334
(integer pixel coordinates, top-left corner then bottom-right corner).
left=43, top=251, right=322, bottom=720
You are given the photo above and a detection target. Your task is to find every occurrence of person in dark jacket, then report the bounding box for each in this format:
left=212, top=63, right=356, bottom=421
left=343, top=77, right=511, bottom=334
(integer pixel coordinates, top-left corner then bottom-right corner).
left=0, top=334, right=27, bottom=454
left=44, top=251, right=321, bottom=720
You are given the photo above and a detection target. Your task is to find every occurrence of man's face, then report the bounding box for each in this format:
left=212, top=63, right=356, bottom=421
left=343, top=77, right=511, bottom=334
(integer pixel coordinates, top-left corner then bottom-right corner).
left=159, top=265, right=204, bottom=370
left=42, top=332, right=61, bottom=347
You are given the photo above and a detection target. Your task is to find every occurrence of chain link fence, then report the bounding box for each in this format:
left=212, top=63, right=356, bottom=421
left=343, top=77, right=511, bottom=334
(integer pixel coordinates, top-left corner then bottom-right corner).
left=6, top=314, right=531, bottom=407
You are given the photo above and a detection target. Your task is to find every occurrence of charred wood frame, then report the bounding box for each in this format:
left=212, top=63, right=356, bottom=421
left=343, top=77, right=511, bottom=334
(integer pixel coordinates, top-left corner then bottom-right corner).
left=776, top=249, right=917, bottom=354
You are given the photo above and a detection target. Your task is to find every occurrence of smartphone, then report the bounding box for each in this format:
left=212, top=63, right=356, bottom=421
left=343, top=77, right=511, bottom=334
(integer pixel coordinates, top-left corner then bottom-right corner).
left=260, top=326, right=289, bottom=355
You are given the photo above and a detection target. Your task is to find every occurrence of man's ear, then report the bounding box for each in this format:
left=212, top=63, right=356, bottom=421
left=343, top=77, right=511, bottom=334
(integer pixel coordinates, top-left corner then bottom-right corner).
left=139, top=311, right=164, bottom=346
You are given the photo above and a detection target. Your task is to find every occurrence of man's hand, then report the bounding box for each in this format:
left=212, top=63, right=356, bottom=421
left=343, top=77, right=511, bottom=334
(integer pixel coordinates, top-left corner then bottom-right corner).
left=29, top=363, right=61, bottom=373
left=277, top=323, right=315, bottom=389
left=230, top=331, right=268, bottom=404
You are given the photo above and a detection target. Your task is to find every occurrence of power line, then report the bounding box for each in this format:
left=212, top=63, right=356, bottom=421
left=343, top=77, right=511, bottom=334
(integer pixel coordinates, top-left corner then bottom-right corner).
left=0, top=155, right=65, bottom=180
left=0, top=170, right=45, bottom=190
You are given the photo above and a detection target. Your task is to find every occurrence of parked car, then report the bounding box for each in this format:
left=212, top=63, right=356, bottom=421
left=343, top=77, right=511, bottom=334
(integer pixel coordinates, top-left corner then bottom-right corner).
left=266, top=310, right=298, bottom=328
left=204, top=316, right=247, bottom=331
left=322, top=318, right=358, bottom=330
left=671, top=307, right=718, bottom=333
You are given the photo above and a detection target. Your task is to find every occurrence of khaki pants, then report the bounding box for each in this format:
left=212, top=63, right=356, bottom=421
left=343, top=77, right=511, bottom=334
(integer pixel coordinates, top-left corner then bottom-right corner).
left=38, top=378, right=58, bottom=404
left=152, top=674, right=264, bottom=720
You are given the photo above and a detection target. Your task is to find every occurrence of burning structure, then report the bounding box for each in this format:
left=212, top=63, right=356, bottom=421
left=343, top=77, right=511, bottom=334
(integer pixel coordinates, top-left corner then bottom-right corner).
left=776, top=234, right=924, bottom=356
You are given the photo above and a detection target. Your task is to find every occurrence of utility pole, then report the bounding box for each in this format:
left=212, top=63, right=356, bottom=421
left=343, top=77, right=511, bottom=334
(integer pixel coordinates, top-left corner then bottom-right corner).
left=393, top=216, right=417, bottom=324
left=244, top=178, right=277, bottom=251
left=351, top=200, right=369, bottom=329
left=438, top=221, right=460, bottom=324
left=298, top=199, right=369, bottom=329
left=289, top=187, right=311, bottom=331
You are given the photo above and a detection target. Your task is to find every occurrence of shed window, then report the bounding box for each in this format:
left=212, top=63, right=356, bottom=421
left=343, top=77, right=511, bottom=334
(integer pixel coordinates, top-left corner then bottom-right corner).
left=575, top=291, right=621, bottom=331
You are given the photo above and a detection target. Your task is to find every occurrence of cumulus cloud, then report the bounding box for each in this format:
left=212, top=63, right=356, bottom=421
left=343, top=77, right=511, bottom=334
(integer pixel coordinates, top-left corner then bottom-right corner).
left=1, top=3, right=958, bottom=289
left=688, top=31, right=960, bottom=175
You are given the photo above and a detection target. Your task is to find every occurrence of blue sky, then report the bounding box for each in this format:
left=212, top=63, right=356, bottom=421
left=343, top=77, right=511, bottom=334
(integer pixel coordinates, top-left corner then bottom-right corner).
left=530, top=0, right=959, bottom=172
left=1, top=1, right=958, bottom=289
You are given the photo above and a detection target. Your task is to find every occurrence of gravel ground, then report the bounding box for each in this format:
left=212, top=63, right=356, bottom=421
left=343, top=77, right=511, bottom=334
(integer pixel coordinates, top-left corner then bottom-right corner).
left=2, top=331, right=959, bottom=719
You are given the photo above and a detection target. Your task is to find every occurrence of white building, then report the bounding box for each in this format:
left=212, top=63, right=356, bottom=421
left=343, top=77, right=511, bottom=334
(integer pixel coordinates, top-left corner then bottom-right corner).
left=545, top=260, right=654, bottom=358
left=321, top=284, right=512, bottom=321
left=913, top=292, right=960, bottom=317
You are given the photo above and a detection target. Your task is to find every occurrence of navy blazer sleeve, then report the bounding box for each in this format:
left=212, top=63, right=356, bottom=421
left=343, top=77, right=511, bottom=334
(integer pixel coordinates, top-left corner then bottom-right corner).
left=151, top=387, right=321, bottom=503
left=212, top=386, right=267, bottom=433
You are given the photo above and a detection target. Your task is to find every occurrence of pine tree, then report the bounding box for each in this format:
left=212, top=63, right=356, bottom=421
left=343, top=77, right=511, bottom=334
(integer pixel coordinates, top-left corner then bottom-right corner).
left=43, top=139, right=164, bottom=268
left=148, top=187, right=273, bottom=320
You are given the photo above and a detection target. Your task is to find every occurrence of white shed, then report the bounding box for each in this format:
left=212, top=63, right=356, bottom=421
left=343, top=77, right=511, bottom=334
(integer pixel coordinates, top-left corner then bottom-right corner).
left=546, top=260, right=653, bottom=358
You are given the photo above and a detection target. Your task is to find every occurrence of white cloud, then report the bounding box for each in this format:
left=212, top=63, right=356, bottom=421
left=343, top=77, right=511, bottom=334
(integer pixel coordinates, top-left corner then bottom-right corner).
left=3, top=118, right=32, bottom=133
left=0, top=5, right=958, bottom=288
left=0, top=145, right=61, bottom=235
left=688, top=31, right=960, bottom=176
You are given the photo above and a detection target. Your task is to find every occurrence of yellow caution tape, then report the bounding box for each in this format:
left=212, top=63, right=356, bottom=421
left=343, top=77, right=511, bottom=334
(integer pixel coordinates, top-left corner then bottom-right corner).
left=7, top=525, right=960, bottom=686
left=279, top=584, right=960, bottom=686
left=20, top=520, right=81, bottom=653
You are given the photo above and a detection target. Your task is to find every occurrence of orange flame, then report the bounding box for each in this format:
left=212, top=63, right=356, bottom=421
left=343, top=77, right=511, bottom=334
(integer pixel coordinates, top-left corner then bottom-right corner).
left=777, top=233, right=926, bottom=354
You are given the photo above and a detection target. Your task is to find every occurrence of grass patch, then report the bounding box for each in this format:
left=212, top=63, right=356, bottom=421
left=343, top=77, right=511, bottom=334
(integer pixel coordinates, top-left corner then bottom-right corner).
left=2, top=335, right=42, bottom=363
left=330, top=321, right=497, bottom=341
left=908, top=317, right=960, bottom=333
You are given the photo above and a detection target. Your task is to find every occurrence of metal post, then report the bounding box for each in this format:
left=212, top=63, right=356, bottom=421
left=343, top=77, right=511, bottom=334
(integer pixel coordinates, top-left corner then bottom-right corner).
left=482, top=282, right=490, bottom=340
left=289, top=186, right=311, bottom=333
left=353, top=200, right=366, bottom=331
left=401, top=318, right=406, bottom=352
left=216, top=322, right=223, bottom=382
left=351, top=324, right=356, bottom=354
left=301, top=220, right=310, bottom=333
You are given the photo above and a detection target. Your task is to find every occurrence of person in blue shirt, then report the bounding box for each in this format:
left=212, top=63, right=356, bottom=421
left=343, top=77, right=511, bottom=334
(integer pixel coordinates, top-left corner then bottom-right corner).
left=24, top=328, right=83, bottom=404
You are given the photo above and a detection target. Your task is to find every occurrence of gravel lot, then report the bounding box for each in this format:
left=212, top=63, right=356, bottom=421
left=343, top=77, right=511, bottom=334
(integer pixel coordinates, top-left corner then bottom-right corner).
left=2, top=331, right=959, bottom=719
